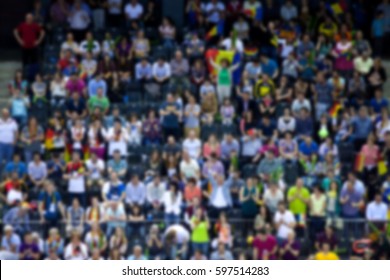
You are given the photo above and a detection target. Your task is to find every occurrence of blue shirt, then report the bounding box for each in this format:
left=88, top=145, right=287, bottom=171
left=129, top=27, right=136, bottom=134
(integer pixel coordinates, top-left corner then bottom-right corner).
left=38, top=191, right=62, bottom=220
left=372, top=18, right=385, bottom=38
left=88, top=79, right=107, bottom=97
left=106, top=182, right=125, bottom=202
left=4, top=161, right=27, bottom=178
left=352, top=117, right=372, bottom=139
left=160, top=102, right=180, bottom=128
left=261, top=59, right=278, bottom=77
left=299, top=141, right=319, bottom=156
left=135, top=63, right=152, bottom=80
left=370, top=98, right=389, bottom=114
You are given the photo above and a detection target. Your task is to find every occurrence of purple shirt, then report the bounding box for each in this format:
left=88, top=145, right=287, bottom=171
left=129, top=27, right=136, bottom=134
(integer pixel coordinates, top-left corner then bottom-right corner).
left=340, top=189, right=363, bottom=217
left=202, top=160, right=225, bottom=177
left=19, top=243, right=39, bottom=260
left=66, top=79, right=86, bottom=97
left=280, top=240, right=300, bottom=260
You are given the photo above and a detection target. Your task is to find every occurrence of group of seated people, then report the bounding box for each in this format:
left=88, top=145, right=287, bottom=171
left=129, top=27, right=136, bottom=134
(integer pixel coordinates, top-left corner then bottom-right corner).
left=1, top=0, right=390, bottom=260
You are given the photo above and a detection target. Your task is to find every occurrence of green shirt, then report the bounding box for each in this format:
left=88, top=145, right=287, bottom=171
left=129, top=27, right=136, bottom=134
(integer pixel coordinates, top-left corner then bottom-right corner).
left=191, top=217, right=209, bottom=243
left=287, top=186, right=310, bottom=215
left=88, top=96, right=110, bottom=112
left=218, top=68, right=231, bottom=86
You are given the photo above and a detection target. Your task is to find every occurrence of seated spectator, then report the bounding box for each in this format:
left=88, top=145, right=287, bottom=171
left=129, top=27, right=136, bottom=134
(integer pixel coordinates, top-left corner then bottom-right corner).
left=44, top=228, right=64, bottom=257
left=159, top=17, right=176, bottom=49
left=128, top=204, right=146, bottom=238
left=185, top=33, right=205, bottom=58
left=28, top=152, right=47, bottom=190
left=142, top=110, right=161, bottom=145
left=19, top=232, right=40, bottom=260
left=279, top=231, right=300, bottom=260
left=127, top=245, right=147, bottom=260
left=180, top=151, right=200, bottom=182
left=85, top=152, right=105, bottom=188
left=64, top=230, right=88, bottom=260
left=3, top=153, right=27, bottom=180
left=132, top=30, right=150, bottom=59
left=135, top=58, right=152, bottom=82
left=50, top=72, right=67, bottom=108
left=210, top=241, right=233, bottom=260
left=162, top=183, right=183, bottom=226
left=124, top=0, right=144, bottom=24
left=104, top=202, right=127, bottom=237
left=314, top=242, right=339, bottom=260
left=315, top=226, right=338, bottom=252
left=170, top=50, right=190, bottom=90
left=125, top=174, right=146, bottom=208
left=102, top=172, right=125, bottom=203
left=184, top=177, right=202, bottom=205
left=86, top=196, right=105, bottom=226
left=66, top=198, right=85, bottom=236
left=257, top=150, right=283, bottom=182
left=365, top=193, right=388, bottom=222
left=152, top=57, right=171, bottom=85
left=252, top=228, right=278, bottom=260
left=61, top=32, right=79, bottom=54
left=239, top=177, right=260, bottom=221
left=84, top=222, right=107, bottom=255
left=109, top=227, right=128, bottom=258
left=106, top=119, right=129, bottom=157
left=3, top=202, right=30, bottom=235
left=79, top=32, right=100, bottom=57
left=146, top=175, right=165, bottom=211
left=9, top=88, right=29, bottom=126
left=340, top=181, right=364, bottom=218
left=274, top=202, right=296, bottom=243
left=126, top=113, right=142, bottom=145
left=20, top=117, right=44, bottom=164
left=160, top=94, right=181, bottom=141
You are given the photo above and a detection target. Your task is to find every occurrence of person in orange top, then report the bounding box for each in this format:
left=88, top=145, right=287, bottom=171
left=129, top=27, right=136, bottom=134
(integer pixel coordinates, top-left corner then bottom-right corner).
left=184, top=177, right=202, bottom=205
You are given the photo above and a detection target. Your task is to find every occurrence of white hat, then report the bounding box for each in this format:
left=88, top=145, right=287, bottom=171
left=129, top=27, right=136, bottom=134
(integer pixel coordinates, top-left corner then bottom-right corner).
left=4, top=225, right=13, bottom=231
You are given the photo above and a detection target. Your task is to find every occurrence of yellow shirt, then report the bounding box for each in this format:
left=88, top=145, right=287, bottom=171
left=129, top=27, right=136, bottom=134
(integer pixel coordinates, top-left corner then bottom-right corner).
left=315, top=252, right=339, bottom=260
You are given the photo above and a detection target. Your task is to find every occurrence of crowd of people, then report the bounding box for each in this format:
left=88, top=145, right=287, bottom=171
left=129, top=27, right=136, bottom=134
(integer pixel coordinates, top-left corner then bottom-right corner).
left=1, top=0, right=390, bottom=260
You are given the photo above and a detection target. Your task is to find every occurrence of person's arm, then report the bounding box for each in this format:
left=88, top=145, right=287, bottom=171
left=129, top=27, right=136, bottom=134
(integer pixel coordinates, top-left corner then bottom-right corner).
left=35, top=28, right=46, bottom=46
left=13, top=27, right=23, bottom=46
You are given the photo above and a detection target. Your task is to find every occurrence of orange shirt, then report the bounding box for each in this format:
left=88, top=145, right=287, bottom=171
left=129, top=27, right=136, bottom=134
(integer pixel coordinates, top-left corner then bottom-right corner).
left=184, top=185, right=202, bottom=203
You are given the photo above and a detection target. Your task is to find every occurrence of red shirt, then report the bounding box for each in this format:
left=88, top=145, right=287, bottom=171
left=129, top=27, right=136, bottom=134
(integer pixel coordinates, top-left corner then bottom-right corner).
left=253, top=235, right=277, bottom=260
left=17, top=22, right=42, bottom=49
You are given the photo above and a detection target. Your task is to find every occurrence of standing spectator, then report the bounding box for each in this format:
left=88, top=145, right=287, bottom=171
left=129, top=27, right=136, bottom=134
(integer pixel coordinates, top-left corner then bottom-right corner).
left=68, top=1, right=91, bottom=42
left=190, top=208, right=210, bottom=256
left=0, top=109, right=18, bottom=166
left=204, top=0, right=225, bottom=24
left=124, top=0, right=144, bottom=24
left=63, top=151, right=87, bottom=207
left=13, top=13, right=45, bottom=67
left=274, top=202, right=296, bottom=244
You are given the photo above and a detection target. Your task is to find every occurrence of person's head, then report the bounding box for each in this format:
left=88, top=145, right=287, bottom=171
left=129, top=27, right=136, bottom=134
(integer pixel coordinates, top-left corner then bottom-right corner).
left=86, top=31, right=93, bottom=41
left=2, top=108, right=10, bottom=120
left=256, top=228, right=267, bottom=240
left=217, top=241, right=226, bottom=254
left=220, top=59, right=229, bottom=68
left=278, top=201, right=286, bottom=213
left=4, top=225, right=14, bottom=236
left=321, top=242, right=331, bottom=253
left=187, top=177, right=196, bottom=188
left=174, top=50, right=183, bottom=61
left=23, top=231, right=33, bottom=244
left=133, top=245, right=143, bottom=258
left=44, top=180, right=55, bottom=194
left=33, top=152, right=41, bottom=163
left=358, top=106, right=368, bottom=118
left=131, top=174, right=139, bottom=185
left=72, top=197, right=80, bottom=208
left=25, top=13, right=34, bottom=24
left=374, top=192, right=383, bottom=203
left=296, top=178, right=304, bottom=188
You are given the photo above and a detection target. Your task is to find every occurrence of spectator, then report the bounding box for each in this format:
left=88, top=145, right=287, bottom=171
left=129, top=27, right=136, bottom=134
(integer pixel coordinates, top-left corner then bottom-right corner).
left=64, top=230, right=88, bottom=260
left=125, top=174, right=146, bottom=207
left=13, top=13, right=45, bottom=66
left=68, top=1, right=91, bottom=42
left=314, top=242, right=339, bottom=260
left=274, top=202, right=296, bottom=243
left=210, top=242, right=233, bottom=260
left=252, top=228, right=278, bottom=260
left=0, top=109, right=18, bottom=166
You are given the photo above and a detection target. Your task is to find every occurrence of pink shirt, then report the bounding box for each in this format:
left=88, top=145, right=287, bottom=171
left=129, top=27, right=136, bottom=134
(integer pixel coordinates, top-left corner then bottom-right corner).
left=66, top=79, right=86, bottom=96
left=253, top=235, right=277, bottom=260
left=361, top=144, right=379, bottom=167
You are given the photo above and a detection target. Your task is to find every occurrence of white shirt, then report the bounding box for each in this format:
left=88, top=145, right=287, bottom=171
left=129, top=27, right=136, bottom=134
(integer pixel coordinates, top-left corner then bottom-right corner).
left=213, top=187, right=228, bottom=208
left=220, top=38, right=244, bottom=53
left=274, top=210, right=295, bottom=239
left=107, top=0, right=122, bottom=14
left=85, top=159, right=105, bottom=179
left=0, top=118, right=18, bottom=144
left=7, top=189, right=23, bottom=205
left=164, top=224, right=190, bottom=244
left=205, top=2, right=225, bottom=23
left=64, top=242, right=88, bottom=260
left=61, top=41, right=79, bottom=53
left=180, top=159, right=200, bottom=179
left=162, top=191, right=182, bottom=215
left=79, top=40, right=101, bottom=57
left=124, top=3, right=143, bottom=19
left=366, top=201, right=388, bottom=221
left=68, top=10, right=90, bottom=30
left=152, top=62, right=171, bottom=79
left=183, top=138, right=201, bottom=159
